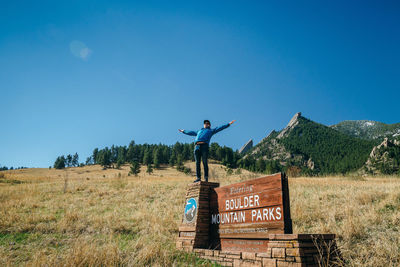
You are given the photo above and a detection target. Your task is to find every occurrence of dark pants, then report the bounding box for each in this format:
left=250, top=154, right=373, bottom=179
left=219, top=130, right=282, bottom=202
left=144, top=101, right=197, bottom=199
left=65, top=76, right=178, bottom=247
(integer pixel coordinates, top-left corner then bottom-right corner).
left=194, top=144, right=209, bottom=180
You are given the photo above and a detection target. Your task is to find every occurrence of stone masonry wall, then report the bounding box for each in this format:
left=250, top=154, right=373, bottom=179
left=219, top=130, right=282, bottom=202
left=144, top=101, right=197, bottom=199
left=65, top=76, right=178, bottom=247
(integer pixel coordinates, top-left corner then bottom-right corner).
left=177, top=182, right=220, bottom=249
left=178, top=234, right=340, bottom=267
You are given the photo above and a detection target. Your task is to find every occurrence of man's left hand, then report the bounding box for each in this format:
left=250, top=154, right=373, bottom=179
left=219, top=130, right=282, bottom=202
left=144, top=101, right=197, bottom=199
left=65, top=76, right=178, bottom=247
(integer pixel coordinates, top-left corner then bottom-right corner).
left=229, top=120, right=236, bottom=125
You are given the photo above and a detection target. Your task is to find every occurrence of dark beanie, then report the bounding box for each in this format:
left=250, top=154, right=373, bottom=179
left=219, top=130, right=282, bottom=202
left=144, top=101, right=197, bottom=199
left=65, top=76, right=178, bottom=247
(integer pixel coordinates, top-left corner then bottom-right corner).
left=204, top=120, right=211, bottom=125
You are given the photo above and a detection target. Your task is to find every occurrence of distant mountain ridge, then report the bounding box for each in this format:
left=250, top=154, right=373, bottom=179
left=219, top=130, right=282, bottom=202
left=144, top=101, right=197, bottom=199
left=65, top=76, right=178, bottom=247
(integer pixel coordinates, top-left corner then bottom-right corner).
left=331, top=120, right=400, bottom=140
left=242, top=113, right=399, bottom=175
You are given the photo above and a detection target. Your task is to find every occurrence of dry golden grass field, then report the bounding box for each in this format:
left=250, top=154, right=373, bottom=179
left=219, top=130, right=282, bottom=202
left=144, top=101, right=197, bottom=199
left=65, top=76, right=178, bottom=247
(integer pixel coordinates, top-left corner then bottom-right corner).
left=0, top=163, right=399, bottom=266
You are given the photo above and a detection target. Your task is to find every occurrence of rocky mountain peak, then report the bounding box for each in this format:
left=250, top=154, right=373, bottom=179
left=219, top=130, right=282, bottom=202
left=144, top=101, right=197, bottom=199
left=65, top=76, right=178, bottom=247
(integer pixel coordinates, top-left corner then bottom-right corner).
left=277, top=112, right=302, bottom=139
left=369, top=138, right=398, bottom=158
left=365, top=138, right=400, bottom=175
left=239, top=139, right=253, bottom=154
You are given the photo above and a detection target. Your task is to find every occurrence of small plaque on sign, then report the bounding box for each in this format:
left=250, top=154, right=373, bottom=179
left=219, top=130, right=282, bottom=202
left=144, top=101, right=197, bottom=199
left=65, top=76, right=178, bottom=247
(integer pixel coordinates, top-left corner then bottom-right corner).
left=184, top=198, right=197, bottom=223
left=220, top=239, right=269, bottom=252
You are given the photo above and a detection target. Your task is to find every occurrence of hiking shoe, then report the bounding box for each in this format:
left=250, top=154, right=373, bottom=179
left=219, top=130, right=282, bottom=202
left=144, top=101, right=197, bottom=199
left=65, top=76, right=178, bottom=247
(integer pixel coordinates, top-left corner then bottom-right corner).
left=193, top=178, right=201, bottom=183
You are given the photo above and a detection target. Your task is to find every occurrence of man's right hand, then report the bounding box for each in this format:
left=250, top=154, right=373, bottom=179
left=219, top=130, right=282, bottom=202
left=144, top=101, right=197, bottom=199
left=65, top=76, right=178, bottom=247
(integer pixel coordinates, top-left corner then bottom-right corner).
left=178, top=129, right=184, bottom=133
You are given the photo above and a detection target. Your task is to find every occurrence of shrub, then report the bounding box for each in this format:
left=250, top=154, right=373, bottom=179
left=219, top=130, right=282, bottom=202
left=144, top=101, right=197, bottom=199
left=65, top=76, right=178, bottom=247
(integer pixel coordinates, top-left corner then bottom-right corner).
left=183, top=167, right=191, bottom=175
left=287, top=166, right=301, bottom=177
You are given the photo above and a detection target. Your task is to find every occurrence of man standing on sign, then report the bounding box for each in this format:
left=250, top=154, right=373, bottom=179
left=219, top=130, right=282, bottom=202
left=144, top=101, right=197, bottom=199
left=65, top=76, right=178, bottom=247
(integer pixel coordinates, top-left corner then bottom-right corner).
left=179, top=120, right=236, bottom=183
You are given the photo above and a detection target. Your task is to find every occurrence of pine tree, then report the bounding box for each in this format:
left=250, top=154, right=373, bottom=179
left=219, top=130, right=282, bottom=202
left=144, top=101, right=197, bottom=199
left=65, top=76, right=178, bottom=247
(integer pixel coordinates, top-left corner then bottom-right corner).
left=169, top=153, right=176, bottom=167
left=162, top=146, right=170, bottom=164
left=143, top=149, right=152, bottom=165
left=153, top=148, right=162, bottom=168
left=72, top=153, right=79, bottom=167
left=92, top=148, right=99, bottom=164
left=209, top=143, right=219, bottom=159
left=216, top=147, right=223, bottom=161
left=129, top=161, right=140, bottom=176
left=117, top=146, right=127, bottom=164
left=98, top=147, right=111, bottom=169
left=126, top=141, right=135, bottom=162
left=110, top=145, right=118, bottom=164
left=176, top=155, right=184, bottom=171
left=85, top=156, right=92, bottom=165
left=146, top=164, right=153, bottom=175
left=116, top=159, right=123, bottom=169
left=54, top=156, right=66, bottom=169
left=66, top=154, right=73, bottom=167
left=183, top=145, right=191, bottom=161
left=256, top=158, right=266, bottom=173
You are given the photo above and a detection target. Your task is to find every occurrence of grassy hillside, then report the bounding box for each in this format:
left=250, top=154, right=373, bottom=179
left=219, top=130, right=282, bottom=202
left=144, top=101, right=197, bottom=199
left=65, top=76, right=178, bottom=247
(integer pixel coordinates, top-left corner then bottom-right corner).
left=1, top=165, right=399, bottom=266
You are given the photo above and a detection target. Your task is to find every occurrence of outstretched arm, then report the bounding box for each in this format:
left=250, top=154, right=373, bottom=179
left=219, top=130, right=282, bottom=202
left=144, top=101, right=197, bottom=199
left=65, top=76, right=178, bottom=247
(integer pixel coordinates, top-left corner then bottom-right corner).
left=178, top=129, right=198, bottom=136
left=212, top=120, right=236, bottom=134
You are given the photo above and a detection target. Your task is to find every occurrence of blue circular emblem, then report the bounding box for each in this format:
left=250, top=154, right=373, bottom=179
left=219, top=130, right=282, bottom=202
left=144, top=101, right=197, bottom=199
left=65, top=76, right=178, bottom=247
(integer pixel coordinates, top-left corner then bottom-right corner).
left=184, top=198, right=197, bottom=222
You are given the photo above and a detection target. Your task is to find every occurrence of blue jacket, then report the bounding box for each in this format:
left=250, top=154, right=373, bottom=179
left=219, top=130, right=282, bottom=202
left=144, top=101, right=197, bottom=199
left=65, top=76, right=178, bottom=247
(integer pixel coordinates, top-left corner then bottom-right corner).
left=183, top=123, right=230, bottom=144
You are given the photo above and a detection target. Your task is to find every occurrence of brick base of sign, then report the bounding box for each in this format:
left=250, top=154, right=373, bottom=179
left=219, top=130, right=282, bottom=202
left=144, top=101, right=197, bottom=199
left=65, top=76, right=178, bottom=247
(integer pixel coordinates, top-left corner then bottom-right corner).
left=177, top=234, right=341, bottom=267
left=177, top=181, right=220, bottom=249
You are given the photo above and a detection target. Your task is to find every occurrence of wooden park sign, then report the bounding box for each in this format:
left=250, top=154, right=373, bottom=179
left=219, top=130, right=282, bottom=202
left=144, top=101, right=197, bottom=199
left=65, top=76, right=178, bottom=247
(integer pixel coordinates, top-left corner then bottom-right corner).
left=177, top=173, right=340, bottom=266
left=177, top=173, right=292, bottom=253
left=209, top=173, right=292, bottom=252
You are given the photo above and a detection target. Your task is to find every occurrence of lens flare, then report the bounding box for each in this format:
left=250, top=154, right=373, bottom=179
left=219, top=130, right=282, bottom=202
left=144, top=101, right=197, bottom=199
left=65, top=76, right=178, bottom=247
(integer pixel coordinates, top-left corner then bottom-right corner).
left=70, top=40, right=92, bottom=60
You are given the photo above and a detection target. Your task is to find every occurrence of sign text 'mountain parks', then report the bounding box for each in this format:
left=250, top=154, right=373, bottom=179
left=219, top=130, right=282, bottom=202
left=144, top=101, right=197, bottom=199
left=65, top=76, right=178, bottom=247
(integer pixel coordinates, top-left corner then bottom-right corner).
left=209, top=173, right=292, bottom=251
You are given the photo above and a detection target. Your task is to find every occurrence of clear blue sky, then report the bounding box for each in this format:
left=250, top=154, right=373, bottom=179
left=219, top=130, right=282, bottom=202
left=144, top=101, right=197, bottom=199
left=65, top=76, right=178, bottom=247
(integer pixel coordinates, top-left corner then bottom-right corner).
left=1, top=1, right=399, bottom=168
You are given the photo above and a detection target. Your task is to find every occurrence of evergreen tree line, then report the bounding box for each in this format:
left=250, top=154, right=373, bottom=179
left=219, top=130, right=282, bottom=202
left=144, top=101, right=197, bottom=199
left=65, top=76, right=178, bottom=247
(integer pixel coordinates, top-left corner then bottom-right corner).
left=0, top=166, right=28, bottom=171
left=236, top=155, right=283, bottom=174
left=53, top=141, right=240, bottom=170
left=52, top=140, right=300, bottom=176
left=53, top=153, right=80, bottom=169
